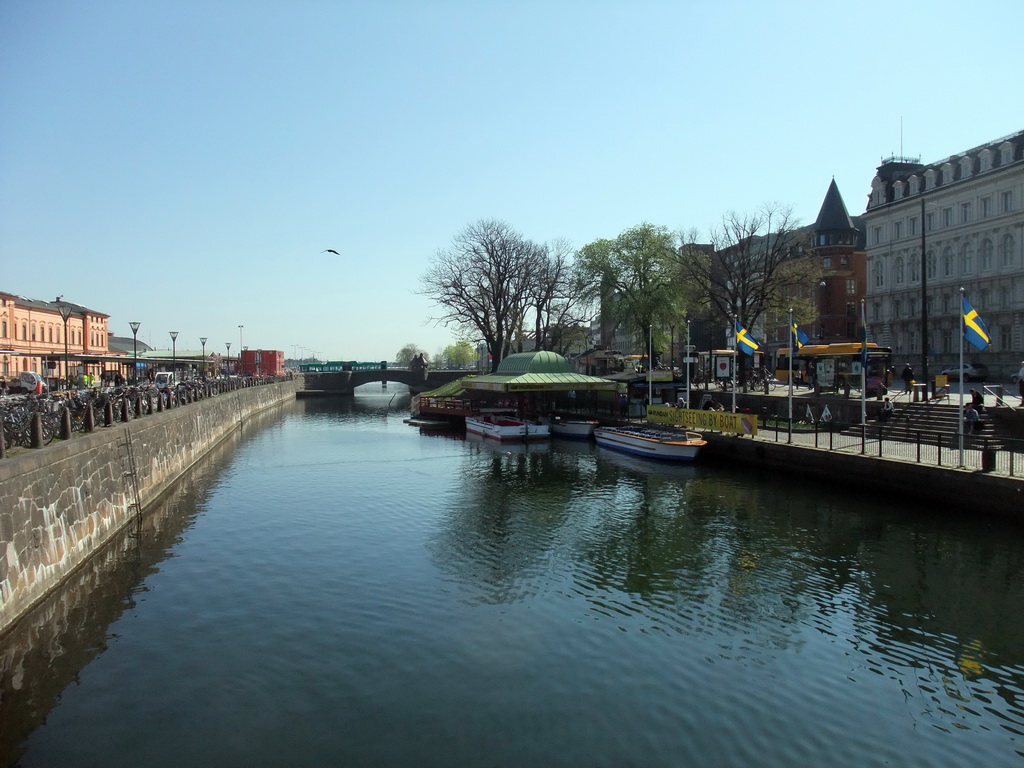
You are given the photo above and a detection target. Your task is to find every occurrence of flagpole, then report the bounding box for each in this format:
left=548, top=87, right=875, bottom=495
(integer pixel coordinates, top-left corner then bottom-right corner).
left=860, top=299, right=867, bottom=428
left=685, top=318, right=691, bottom=404
left=958, top=287, right=965, bottom=465
left=731, top=316, right=737, bottom=414
left=787, top=308, right=794, bottom=443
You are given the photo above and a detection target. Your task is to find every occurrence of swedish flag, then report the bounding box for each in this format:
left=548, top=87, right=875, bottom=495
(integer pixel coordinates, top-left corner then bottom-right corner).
left=791, top=323, right=809, bottom=350
left=735, top=321, right=760, bottom=356
left=962, top=295, right=990, bottom=351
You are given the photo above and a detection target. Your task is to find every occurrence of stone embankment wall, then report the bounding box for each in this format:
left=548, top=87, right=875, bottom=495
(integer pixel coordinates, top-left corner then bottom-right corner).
left=0, top=380, right=299, bottom=634
left=702, top=433, right=1024, bottom=515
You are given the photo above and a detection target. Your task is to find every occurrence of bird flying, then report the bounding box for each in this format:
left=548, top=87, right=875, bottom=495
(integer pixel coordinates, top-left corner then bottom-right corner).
left=322, top=249, right=340, bottom=255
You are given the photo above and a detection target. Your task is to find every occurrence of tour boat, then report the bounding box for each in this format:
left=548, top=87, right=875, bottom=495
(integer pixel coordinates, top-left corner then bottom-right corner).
left=593, top=426, right=706, bottom=461
left=464, top=414, right=551, bottom=442
left=550, top=418, right=599, bottom=440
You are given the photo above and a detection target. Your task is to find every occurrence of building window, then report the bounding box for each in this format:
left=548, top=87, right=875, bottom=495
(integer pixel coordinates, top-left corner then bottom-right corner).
left=960, top=157, right=973, bottom=178
left=822, top=256, right=832, bottom=268
left=981, top=238, right=994, bottom=270
left=981, top=196, right=992, bottom=218
left=893, top=299, right=901, bottom=319
left=894, top=221, right=903, bottom=239
left=943, top=246, right=955, bottom=277
left=942, top=207, right=953, bottom=227
left=980, top=288, right=990, bottom=311
left=1000, top=325, right=1011, bottom=351
left=1001, top=143, right=1014, bottom=165
left=960, top=202, right=972, bottom=223
left=960, top=242, right=974, bottom=274
left=894, top=256, right=905, bottom=285
left=941, top=329, right=952, bottom=354
left=846, top=278, right=856, bottom=295
left=980, top=151, right=992, bottom=172
left=909, top=217, right=918, bottom=236
left=1001, top=285, right=1011, bottom=308
left=926, top=211, right=935, bottom=231
left=925, top=170, right=936, bottom=189
left=873, top=226, right=882, bottom=244
left=910, top=252, right=920, bottom=282
left=1003, top=191, right=1014, bottom=213
left=926, top=250, right=936, bottom=279
left=1001, top=233, right=1016, bottom=266
left=840, top=256, right=848, bottom=267
left=31, top=325, right=36, bottom=342
left=873, top=261, right=884, bottom=288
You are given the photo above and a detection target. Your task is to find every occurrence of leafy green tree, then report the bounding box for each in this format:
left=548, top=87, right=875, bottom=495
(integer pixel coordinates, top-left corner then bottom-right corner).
left=395, top=344, right=427, bottom=367
left=576, top=223, right=683, bottom=359
left=442, top=341, right=477, bottom=368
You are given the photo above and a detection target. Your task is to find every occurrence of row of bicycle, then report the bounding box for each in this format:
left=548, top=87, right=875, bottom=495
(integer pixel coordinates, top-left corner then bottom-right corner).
left=1, top=381, right=212, bottom=450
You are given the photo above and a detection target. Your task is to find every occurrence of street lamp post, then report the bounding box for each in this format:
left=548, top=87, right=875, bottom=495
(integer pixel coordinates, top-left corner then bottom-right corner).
left=225, top=342, right=232, bottom=376
left=169, top=331, right=178, bottom=378
left=129, top=321, right=141, bottom=385
left=920, top=195, right=929, bottom=396
left=200, top=337, right=208, bottom=379
left=58, top=302, right=73, bottom=390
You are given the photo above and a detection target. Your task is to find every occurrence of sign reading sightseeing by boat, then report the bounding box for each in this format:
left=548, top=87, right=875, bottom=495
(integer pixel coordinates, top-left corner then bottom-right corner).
left=646, top=405, right=758, bottom=436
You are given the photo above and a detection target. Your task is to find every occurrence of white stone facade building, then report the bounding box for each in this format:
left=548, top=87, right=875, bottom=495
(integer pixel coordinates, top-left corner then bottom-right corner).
left=862, top=129, right=1024, bottom=382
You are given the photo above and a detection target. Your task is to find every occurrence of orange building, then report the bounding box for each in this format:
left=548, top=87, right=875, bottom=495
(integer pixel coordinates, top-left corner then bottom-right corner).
left=0, top=292, right=126, bottom=387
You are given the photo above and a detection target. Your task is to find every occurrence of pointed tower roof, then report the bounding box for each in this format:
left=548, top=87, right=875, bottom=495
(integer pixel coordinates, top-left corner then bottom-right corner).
left=814, top=178, right=856, bottom=233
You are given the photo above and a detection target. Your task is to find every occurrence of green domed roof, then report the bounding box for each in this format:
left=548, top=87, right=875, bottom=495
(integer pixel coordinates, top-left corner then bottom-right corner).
left=494, top=350, right=571, bottom=375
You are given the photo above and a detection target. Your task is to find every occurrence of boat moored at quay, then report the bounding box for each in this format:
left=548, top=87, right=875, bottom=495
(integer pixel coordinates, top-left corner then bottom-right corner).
left=464, top=414, right=551, bottom=442
left=593, top=426, right=706, bottom=461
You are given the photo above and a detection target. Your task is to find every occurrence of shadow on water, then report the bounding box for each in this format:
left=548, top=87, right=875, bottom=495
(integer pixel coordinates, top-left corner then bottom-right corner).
left=0, top=403, right=293, bottom=767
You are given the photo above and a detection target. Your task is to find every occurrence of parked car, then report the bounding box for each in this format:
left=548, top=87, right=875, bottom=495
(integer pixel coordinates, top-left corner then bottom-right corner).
left=939, top=363, right=989, bottom=381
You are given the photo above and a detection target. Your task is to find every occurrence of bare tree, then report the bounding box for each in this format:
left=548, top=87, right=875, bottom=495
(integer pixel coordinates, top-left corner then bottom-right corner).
left=676, top=204, right=813, bottom=332
left=528, top=237, right=592, bottom=355
left=419, top=219, right=541, bottom=372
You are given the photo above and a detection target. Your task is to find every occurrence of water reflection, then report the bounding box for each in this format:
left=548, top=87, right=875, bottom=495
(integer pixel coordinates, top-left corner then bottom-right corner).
left=4, top=399, right=1024, bottom=766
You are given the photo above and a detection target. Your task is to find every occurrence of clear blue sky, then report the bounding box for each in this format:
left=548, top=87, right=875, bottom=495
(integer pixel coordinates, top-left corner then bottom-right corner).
left=1, top=0, right=1019, bottom=362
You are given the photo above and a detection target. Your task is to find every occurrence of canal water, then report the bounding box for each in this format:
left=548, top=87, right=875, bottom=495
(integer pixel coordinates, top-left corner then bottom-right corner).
left=4, top=390, right=1024, bottom=767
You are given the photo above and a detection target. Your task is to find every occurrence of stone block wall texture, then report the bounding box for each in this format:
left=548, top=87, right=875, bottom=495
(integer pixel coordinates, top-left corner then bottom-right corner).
left=0, top=380, right=299, bottom=634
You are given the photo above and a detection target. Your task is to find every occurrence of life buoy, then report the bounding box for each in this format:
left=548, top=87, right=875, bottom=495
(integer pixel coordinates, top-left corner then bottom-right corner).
left=820, top=405, right=832, bottom=422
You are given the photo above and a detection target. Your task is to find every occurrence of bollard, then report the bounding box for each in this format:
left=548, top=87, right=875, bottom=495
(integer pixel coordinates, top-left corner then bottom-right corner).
left=121, top=398, right=130, bottom=422
left=30, top=413, right=44, bottom=448
left=85, top=402, right=95, bottom=432
left=135, top=393, right=144, bottom=417
left=157, top=394, right=164, bottom=412
left=104, top=401, right=114, bottom=427
left=0, top=424, right=5, bottom=459
left=61, top=407, right=72, bottom=441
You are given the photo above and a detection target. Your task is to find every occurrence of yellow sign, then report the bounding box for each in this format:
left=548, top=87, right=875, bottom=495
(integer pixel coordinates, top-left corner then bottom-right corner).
left=935, top=375, right=948, bottom=387
left=647, top=405, right=758, bottom=436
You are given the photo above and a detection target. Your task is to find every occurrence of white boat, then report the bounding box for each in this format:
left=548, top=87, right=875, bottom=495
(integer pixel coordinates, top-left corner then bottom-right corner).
left=550, top=418, right=599, bottom=440
left=593, top=426, right=706, bottom=461
left=464, top=414, right=550, bottom=442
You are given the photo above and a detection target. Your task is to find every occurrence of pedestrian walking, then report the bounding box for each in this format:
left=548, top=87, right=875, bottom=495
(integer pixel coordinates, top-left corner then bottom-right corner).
left=901, top=363, right=914, bottom=393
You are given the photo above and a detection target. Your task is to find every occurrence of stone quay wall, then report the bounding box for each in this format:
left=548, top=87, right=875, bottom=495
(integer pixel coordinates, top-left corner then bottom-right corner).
left=0, top=379, right=299, bottom=634
left=702, top=433, right=1024, bottom=516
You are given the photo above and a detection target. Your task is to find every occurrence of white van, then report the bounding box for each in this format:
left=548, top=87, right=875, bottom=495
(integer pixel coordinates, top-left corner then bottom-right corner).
left=18, top=371, right=47, bottom=394
left=154, top=372, right=177, bottom=390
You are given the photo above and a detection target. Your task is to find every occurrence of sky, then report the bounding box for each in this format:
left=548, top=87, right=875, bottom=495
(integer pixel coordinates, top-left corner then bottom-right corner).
left=1, top=0, right=1020, bottom=363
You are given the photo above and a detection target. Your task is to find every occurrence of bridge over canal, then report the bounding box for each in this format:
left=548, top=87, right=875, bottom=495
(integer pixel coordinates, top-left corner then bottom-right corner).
left=298, top=368, right=472, bottom=397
